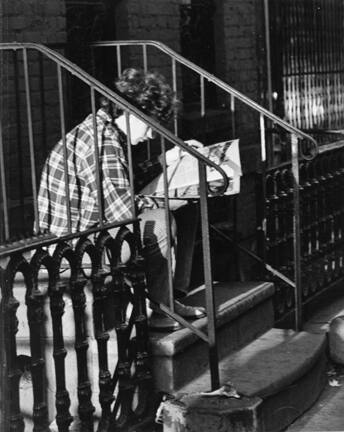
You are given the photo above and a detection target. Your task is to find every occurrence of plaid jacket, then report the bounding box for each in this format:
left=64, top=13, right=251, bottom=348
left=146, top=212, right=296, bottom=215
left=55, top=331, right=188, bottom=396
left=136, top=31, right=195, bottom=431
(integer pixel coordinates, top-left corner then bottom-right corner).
left=38, top=108, right=162, bottom=237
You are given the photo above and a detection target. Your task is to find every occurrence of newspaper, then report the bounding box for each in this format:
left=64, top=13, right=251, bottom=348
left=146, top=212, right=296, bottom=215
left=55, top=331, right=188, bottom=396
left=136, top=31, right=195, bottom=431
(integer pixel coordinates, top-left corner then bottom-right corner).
left=140, top=139, right=241, bottom=199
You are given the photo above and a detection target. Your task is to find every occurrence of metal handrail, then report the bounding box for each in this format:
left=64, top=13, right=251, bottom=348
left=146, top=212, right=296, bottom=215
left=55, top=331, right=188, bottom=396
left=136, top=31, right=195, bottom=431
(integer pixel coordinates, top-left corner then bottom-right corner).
left=0, top=42, right=227, bottom=388
left=91, top=40, right=319, bottom=160
left=0, top=43, right=229, bottom=194
left=90, top=39, right=323, bottom=332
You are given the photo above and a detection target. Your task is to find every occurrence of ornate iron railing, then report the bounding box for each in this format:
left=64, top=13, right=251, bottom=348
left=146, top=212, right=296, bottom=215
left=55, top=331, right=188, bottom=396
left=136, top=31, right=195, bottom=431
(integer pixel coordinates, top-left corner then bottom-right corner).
left=265, top=142, right=344, bottom=322
left=1, top=227, right=152, bottom=432
left=0, top=42, right=229, bottom=430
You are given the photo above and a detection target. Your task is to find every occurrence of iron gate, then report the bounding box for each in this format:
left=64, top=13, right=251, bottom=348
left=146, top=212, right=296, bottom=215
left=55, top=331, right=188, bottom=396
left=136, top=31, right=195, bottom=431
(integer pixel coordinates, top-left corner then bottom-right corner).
left=268, top=0, right=344, bottom=131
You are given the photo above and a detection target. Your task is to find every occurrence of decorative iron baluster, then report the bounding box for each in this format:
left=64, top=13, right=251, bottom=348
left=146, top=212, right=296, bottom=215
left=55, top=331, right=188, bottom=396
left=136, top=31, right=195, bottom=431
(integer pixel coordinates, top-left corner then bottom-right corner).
left=27, top=249, right=51, bottom=431
left=325, top=155, right=337, bottom=282
left=92, top=231, right=114, bottom=432
left=300, top=163, right=313, bottom=298
left=331, top=154, right=342, bottom=278
left=268, top=173, right=280, bottom=269
left=265, top=174, right=275, bottom=267
left=276, top=171, right=289, bottom=271
left=308, top=162, right=323, bottom=291
left=51, top=243, right=74, bottom=432
left=317, top=158, right=330, bottom=283
left=72, top=238, right=96, bottom=431
left=111, top=297, right=133, bottom=429
left=129, top=255, right=153, bottom=422
left=284, top=169, right=294, bottom=272
left=2, top=255, right=25, bottom=432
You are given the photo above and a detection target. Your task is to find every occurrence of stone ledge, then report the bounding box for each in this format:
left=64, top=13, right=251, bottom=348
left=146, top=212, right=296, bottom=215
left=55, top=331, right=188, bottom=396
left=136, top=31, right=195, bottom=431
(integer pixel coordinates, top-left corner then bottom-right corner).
left=161, top=330, right=327, bottom=432
left=162, top=395, right=263, bottom=432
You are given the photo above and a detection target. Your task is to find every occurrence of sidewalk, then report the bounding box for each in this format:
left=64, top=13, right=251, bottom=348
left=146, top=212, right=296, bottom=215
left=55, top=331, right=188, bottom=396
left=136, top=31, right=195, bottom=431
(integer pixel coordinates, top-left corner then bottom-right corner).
left=286, top=363, right=344, bottom=432
left=286, top=294, right=344, bottom=432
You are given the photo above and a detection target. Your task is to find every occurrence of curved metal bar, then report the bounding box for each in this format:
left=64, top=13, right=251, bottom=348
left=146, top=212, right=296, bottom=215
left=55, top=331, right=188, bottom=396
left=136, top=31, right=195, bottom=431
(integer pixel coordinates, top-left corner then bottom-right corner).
left=0, top=42, right=229, bottom=195
left=91, top=40, right=319, bottom=159
left=106, top=225, right=137, bottom=269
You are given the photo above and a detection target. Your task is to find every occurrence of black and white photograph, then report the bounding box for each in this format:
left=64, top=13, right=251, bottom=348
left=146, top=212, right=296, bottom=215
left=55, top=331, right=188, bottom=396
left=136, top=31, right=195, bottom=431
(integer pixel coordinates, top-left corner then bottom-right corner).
left=1, top=1, right=344, bottom=431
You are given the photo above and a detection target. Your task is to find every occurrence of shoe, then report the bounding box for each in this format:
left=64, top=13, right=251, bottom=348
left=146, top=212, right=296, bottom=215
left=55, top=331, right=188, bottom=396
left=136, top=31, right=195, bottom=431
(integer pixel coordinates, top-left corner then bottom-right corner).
left=174, top=300, right=206, bottom=319
left=149, top=312, right=182, bottom=332
left=174, top=289, right=187, bottom=299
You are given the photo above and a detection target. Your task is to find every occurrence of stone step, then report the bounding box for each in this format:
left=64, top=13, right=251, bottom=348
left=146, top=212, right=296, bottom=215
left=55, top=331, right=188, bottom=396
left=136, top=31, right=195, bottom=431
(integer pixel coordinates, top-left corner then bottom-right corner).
left=162, top=328, right=327, bottom=432
left=149, top=281, right=275, bottom=393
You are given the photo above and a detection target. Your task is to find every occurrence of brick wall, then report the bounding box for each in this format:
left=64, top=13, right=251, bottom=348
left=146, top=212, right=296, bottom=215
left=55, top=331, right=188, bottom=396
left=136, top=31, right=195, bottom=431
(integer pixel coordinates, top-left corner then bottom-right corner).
left=0, top=1, right=67, bottom=238
left=1, top=0, right=66, bottom=44
left=214, top=0, right=265, bottom=170
left=114, top=0, right=181, bottom=87
left=212, top=0, right=266, bottom=266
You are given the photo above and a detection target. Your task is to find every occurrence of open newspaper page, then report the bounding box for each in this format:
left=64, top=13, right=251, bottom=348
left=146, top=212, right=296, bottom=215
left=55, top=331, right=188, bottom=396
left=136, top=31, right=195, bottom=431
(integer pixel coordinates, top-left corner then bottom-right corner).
left=140, top=139, right=241, bottom=199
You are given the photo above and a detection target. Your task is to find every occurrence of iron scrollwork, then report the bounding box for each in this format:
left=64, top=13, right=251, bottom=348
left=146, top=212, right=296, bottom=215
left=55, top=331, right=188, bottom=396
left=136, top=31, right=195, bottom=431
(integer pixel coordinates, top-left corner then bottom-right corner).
left=264, top=147, right=344, bottom=322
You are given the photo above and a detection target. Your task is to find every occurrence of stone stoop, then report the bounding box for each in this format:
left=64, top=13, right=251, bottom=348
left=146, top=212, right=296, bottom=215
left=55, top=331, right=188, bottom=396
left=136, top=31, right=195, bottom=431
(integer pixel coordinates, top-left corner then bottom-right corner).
left=149, top=281, right=275, bottom=393
left=161, top=329, right=327, bottom=432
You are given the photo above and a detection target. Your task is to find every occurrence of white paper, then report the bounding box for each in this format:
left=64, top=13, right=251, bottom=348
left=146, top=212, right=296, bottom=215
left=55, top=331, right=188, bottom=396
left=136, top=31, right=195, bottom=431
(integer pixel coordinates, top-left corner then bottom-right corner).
left=140, top=139, right=242, bottom=199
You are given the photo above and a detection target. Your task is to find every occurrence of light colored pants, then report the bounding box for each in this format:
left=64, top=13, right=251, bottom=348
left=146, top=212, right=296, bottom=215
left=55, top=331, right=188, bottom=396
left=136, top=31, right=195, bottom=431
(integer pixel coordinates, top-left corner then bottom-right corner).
left=139, top=208, right=177, bottom=305
left=110, top=208, right=177, bottom=306
left=111, top=204, right=197, bottom=306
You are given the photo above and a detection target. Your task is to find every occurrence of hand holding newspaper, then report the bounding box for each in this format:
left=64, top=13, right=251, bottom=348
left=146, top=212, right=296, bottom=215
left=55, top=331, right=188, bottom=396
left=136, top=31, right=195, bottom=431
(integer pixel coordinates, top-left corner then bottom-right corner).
left=140, top=139, right=242, bottom=199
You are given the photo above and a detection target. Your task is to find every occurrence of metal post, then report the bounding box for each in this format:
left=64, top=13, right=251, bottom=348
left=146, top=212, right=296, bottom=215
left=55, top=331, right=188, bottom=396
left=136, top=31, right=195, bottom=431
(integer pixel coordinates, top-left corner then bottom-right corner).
left=260, top=114, right=267, bottom=163
left=264, top=0, right=273, bottom=112
left=0, top=115, right=9, bottom=240
left=124, top=111, right=137, bottom=217
left=161, top=137, right=175, bottom=311
left=200, top=75, right=205, bottom=117
left=172, top=58, right=178, bottom=135
left=116, top=45, right=122, bottom=78
left=23, top=48, right=40, bottom=234
left=0, top=269, right=6, bottom=431
left=13, top=50, right=25, bottom=231
left=90, top=87, right=104, bottom=228
left=230, top=94, right=236, bottom=139
left=57, top=65, right=72, bottom=233
left=198, top=161, right=219, bottom=390
left=291, top=134, right=302, bottom=330
left=38, top=52, right=48, bottom=155
left=142, top=44, right=148, bottom=72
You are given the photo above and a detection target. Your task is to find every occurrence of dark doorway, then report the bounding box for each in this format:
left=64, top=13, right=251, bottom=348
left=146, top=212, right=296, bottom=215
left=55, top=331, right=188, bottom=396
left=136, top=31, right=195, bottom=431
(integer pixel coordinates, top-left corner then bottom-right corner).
left=65, top=0, right=117, bottom=125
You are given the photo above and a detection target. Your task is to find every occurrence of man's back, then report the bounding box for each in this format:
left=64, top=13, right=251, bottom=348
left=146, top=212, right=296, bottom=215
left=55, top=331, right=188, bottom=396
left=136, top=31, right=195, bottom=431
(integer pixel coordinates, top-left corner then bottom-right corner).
left=37, top=108, right=133, bottom=236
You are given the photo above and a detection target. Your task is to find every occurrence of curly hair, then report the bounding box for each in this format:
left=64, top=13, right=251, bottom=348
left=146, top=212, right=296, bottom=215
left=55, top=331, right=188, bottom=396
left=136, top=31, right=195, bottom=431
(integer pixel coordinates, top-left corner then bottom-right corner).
left=115, top=68, right=179, bottom=123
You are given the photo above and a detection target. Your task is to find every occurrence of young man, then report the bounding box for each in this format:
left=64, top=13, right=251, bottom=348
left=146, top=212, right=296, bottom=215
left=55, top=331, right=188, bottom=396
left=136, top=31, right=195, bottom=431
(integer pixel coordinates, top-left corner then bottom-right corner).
left=38, top=68, right=205, bottom=331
